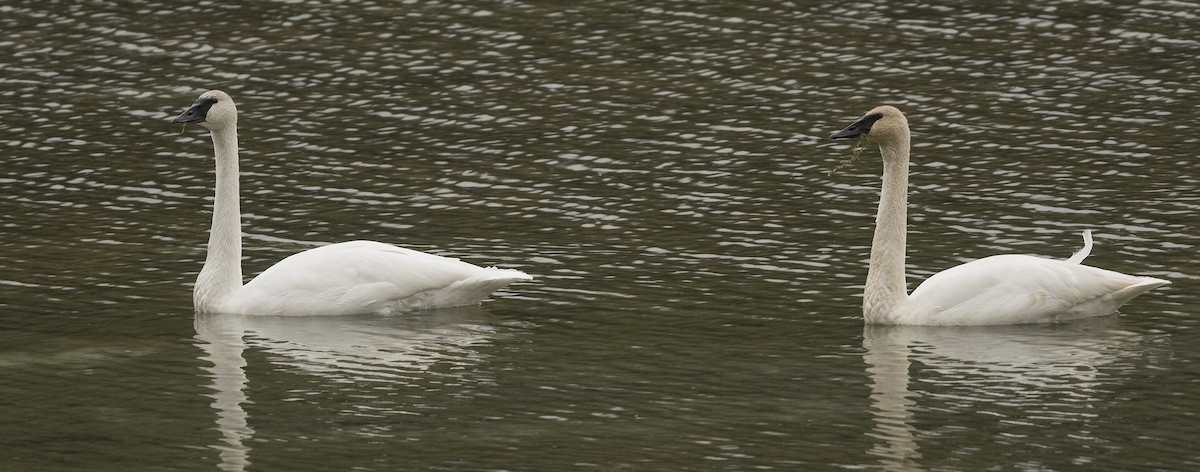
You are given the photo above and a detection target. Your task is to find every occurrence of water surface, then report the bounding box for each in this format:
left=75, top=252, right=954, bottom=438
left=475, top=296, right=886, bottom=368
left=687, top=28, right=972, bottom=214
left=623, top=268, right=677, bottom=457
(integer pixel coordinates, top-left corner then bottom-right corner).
left=2, top=0, right=1198, bottom=470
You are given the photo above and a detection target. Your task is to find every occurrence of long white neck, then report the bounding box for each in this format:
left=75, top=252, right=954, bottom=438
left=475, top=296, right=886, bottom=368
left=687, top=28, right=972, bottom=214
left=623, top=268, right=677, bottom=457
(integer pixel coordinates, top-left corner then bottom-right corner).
left=194, top=125, right=243, bottom=311
left=863, top=138, right=912, bottom=323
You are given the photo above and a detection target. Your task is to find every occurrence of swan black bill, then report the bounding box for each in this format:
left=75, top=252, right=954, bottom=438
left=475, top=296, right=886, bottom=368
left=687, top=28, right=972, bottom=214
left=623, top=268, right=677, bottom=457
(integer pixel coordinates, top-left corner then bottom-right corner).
left=171, top=97, right=218, bottom=124
left=830, top=112, right=884, bottom=140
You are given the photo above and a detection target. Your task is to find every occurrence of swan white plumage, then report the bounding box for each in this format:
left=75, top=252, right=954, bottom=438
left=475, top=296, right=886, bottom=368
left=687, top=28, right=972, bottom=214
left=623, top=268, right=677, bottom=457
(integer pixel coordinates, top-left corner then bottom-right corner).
left=171, top=90, right=531, bottom=316
left=829, top=105, right=1168, bottom=325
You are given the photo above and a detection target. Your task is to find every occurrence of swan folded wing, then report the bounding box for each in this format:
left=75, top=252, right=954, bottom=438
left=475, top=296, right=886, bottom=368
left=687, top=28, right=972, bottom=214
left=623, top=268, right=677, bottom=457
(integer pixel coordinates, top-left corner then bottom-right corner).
left=234, top=241, right=531, bottom=315
left=908, top=254, right=1154, bottom=325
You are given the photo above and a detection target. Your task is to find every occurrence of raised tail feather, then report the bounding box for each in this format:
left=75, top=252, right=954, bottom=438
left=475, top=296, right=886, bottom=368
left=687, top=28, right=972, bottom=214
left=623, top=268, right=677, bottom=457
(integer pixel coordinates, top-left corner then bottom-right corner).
left=1065, top=230, right=1093, bottom=265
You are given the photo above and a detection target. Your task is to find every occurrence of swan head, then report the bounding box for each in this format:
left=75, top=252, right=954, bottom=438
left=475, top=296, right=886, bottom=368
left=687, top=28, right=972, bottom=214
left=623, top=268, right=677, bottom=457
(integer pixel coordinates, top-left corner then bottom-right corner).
left=829, top=105, right=909, bottom=149
left=171, top=90, right=237, bottom=131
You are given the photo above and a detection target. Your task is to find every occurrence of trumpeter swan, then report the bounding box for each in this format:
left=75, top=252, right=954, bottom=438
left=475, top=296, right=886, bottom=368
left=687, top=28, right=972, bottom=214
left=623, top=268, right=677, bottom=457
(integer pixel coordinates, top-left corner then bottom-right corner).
left=171, top=90, right=531, bottom=316
left=829, top=105, right=1168, bottom=325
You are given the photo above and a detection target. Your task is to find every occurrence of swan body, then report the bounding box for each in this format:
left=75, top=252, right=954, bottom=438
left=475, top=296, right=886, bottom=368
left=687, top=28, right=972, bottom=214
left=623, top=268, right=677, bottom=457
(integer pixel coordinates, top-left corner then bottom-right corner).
left=172, top=90, right=531, bottom=316
left=830, top=105, right=1168, bottom=325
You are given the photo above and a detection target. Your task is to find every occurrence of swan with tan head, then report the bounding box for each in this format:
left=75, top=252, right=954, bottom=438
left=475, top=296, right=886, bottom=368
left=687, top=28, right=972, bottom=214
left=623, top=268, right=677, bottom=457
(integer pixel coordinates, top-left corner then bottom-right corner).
left=172, top=90, right=531, bottom=316
left=830, top=105, right=1168, bottom=325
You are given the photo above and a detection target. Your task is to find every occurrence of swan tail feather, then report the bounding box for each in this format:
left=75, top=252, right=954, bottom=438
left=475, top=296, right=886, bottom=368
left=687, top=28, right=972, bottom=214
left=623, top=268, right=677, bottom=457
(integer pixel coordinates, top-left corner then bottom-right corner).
left=1065, top=230, right=1093, bottom=264
left=425, top=269, right=533, bottom=309
left=1112, top=277, right=1171, bottom=307
left=483, top=268, right=534, bottom=282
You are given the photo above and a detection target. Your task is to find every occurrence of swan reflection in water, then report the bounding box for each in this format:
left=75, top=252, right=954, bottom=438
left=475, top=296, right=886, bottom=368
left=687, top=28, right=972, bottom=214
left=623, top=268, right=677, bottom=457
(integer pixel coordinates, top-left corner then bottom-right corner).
left=861, top=318, right=1152, bottom=472
left=193, top=308, right=509, bottom=471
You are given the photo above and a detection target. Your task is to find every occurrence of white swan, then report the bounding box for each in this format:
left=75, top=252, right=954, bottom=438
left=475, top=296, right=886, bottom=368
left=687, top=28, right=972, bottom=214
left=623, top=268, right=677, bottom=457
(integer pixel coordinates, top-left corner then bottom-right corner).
left=171, top=90, right=531, bottom=316
left=829, top=105, right=1168, bottom=325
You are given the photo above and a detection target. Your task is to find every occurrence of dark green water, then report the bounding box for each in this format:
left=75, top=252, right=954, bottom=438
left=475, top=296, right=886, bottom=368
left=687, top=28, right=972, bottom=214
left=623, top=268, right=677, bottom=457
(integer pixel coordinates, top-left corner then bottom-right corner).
left=2, top=1, right=1197, bottom=470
